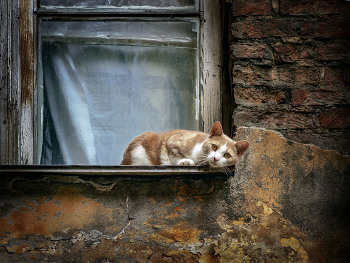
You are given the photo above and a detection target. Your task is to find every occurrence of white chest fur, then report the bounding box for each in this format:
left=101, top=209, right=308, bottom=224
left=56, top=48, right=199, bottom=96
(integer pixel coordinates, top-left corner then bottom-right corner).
left=191, top=142, right=206, bottom=164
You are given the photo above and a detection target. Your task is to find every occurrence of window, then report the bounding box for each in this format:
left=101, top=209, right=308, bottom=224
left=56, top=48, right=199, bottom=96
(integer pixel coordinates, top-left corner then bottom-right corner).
left=38, top=17, right=199, bottom=165
left=0, top=0, right=223, bottom=165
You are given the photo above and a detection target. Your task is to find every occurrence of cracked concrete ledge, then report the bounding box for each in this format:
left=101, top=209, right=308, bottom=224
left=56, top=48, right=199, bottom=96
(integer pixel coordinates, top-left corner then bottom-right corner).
left=0, top=127, right=349, bottom=262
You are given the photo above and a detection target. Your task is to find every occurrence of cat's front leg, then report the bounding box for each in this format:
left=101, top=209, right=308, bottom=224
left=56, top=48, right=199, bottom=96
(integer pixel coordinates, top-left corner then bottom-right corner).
left=177, top=159, right=196, bottom=166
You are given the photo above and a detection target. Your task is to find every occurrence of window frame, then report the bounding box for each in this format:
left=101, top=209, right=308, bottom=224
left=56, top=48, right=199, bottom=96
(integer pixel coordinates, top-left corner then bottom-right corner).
left=1, top=0, right=224, bottom=165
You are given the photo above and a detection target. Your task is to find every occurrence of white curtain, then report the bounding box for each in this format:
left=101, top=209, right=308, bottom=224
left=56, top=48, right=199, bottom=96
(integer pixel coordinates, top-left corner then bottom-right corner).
left=39, top=20, right=199, bottom=165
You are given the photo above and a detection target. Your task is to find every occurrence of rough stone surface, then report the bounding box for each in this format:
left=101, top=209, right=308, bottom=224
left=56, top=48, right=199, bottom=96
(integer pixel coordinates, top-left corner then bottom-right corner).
left=233, top=127, right=350, bottom=263
left=1, top=128, right=349, bottom=262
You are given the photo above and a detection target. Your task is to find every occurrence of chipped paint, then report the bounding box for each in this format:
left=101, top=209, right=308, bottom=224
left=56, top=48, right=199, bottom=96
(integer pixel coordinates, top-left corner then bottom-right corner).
left=1, top=128, right=350, bottom=261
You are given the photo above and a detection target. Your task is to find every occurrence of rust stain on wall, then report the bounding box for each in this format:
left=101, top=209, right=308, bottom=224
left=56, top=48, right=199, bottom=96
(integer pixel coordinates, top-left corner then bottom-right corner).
left=1, top=128, right=349, bottom=261
left=234, top=127, right=350, bottom=262
left=214, top=199, right=308, bottom=262
left=0, top=186, right=122, bottom=241
left=235, top=128, right=350, bottom=213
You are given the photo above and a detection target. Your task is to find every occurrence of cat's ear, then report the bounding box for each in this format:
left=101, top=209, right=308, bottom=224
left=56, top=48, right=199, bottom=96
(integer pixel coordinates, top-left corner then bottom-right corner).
left=235, top=141, right=249, bottom=156
left=209, top=122, right=223, bottom=137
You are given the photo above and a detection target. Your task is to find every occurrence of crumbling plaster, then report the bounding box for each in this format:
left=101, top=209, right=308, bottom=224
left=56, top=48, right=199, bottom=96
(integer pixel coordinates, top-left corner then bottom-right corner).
left=0, top=127, right=349, bottom=262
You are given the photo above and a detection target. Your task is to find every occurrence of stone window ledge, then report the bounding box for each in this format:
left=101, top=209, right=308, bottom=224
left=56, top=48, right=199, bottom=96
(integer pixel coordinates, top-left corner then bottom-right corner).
left=0, top=165, right=232, bottom=176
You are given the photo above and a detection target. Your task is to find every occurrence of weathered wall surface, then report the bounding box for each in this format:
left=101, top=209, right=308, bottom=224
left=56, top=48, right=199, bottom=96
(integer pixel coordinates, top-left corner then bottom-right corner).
left=1, top=0, right=349, bottom=262
left=234, top=127, right=350, bottom=262
left=1, top=128, right=349, bottom=262
left=230, top=0, right=350, bottom=154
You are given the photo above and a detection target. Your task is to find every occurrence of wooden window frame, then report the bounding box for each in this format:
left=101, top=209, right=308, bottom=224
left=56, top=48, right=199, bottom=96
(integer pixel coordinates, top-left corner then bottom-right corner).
left=0, top=0, right=226, bottom=165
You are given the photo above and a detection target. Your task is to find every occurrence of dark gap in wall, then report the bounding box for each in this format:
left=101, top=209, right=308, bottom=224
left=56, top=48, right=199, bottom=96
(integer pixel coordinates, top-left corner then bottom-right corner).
left=221, top=0, right=235, bottom=138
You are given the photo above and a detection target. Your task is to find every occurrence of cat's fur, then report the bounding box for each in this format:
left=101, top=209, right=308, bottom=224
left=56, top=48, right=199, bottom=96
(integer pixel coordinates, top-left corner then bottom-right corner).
left=121, top=122, right=249, bottom=167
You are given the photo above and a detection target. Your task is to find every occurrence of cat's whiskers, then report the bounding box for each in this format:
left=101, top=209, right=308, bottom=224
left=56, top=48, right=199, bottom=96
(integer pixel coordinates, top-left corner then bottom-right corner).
left=195, top=155, right=233, bottom=176
left=187, top=157, right=211, bottom=172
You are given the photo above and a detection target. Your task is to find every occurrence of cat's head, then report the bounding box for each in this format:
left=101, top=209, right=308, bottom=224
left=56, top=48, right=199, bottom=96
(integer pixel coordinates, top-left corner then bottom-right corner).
left=203, top=122, right=249, bottom=167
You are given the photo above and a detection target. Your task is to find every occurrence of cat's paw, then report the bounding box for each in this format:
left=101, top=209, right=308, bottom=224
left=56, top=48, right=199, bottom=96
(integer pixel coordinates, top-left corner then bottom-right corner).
left=177, top=159, right=195, bottom=166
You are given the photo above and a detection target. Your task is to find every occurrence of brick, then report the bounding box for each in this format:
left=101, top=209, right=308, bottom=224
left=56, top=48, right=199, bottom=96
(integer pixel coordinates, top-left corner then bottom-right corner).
left=319, top=109, right=350, bottom=129
left=232, top=66, right=277, bottom=86
left=234, top=86, right=286, bottom=106
left=317, top=43, right=350, bottom=61
left=280, top=0, right=350, bottom=16
left=231, top=43, right=273, bottom=60
left=284, top=133, right=350, bottom=155
left=233, top=111, right=261, bottom=126
left=232, top=19, right=298, bottom=39
left=277, top=67, right=321, bottom=86
left=233, top=66, right=321, bottom=86
left=232, top=0, right=272, bottom=16
left=291, top=89, right=350, bottom=106
left=274, top=44, right=314, bottom=63
left=262, top=112, right=314, bottom=129
left=323, top=67, right=350, bottom=89
left=234, top=110, right=314, bottom=129
left=301, top=20, right=350, bottom=40
left=291, top=89, right=308, bottom=106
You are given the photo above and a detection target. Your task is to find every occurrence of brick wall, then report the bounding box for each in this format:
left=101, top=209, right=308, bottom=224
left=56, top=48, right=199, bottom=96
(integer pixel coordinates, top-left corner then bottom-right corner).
left=230, top=0, right=350, bottom=154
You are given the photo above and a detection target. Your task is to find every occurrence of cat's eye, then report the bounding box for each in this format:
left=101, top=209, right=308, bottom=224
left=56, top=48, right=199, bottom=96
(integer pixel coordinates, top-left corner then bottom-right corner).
left=224, top=153, right=231, bottom=159
left=211, top=144, right=217, bottom=151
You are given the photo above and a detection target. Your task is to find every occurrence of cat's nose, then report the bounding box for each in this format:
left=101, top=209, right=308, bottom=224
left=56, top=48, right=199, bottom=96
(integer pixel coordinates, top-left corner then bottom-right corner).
left=214, top=157, right=219, bottom=162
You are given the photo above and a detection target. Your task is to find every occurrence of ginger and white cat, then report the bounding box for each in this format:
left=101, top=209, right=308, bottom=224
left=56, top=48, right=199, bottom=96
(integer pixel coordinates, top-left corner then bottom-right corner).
left=121, top=122, right=249, bottom=167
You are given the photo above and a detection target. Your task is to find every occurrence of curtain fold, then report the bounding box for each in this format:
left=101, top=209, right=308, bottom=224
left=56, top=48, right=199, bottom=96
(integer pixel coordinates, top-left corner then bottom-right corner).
left=39, top=20, right=199, bottom=165
left=43, top=44, right=97, bottom=164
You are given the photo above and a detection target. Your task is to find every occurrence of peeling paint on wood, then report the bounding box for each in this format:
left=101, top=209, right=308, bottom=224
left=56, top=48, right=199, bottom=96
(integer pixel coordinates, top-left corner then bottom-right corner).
left=20, top=0, right=35, bottom=165
left=0, top=0, right=21, bottom=165
left=200, top=0, right=223, bottom=131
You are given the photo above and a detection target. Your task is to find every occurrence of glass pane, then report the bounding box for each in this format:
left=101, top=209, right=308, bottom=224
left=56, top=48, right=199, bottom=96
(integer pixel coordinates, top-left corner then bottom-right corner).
left=40, top=0, right=198, bottom=11
left=38, top=18, right=199, bottom=165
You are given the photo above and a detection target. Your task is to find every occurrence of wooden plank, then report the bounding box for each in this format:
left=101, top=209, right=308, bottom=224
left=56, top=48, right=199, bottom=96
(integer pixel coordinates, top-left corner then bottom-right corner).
left=0, top=0, right=21, bottom=165
left=20, top=0, right=35, bottom=164
left=8, top=0, right=21, bottom=164
left=33, top=0, right=38, bottom=164
left=200, top=0, right=223, bottom=132
left=0, top=0, right=9, bottom=164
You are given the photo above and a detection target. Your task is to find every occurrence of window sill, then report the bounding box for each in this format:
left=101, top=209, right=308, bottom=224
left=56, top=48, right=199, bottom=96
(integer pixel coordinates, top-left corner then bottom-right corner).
left=0, top=165, right=233, bottom=176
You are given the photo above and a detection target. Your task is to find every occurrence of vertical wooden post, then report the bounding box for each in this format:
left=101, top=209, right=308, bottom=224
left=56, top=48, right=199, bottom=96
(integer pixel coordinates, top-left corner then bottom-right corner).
left=0, top=0, right=21, bottom=164
left=200, top=0, right=223, bottom=132
left=20, top=0, right=36, bottom=164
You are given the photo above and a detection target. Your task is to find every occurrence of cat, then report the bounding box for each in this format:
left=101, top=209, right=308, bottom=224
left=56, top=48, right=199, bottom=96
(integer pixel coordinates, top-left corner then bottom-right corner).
left=120, top=122, right=249, bottom=167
